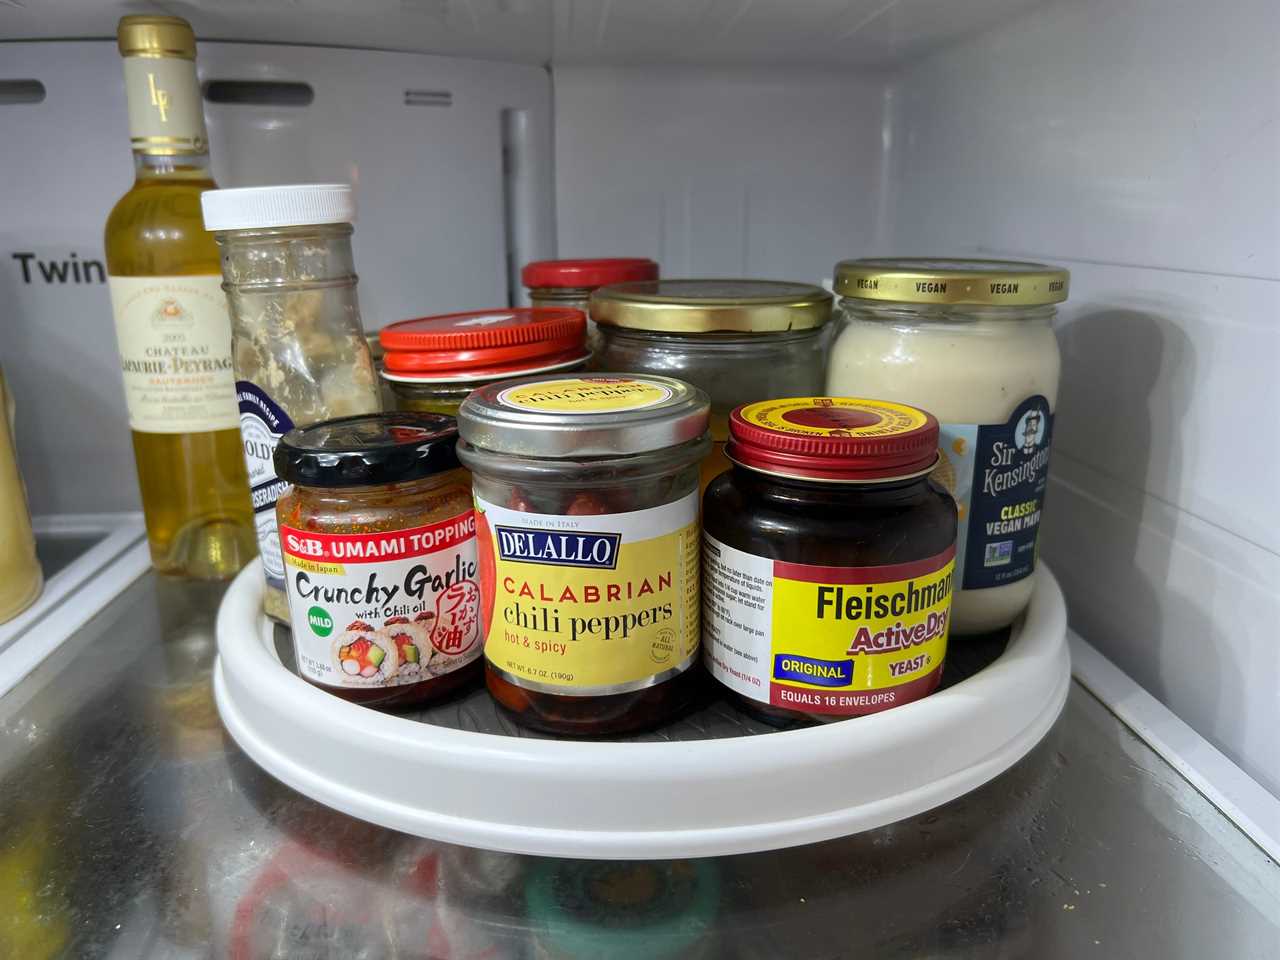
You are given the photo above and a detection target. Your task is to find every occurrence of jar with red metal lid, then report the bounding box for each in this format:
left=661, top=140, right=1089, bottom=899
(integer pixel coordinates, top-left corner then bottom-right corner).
left=522, top=258, right=658, bottom=353
left=379, top=308, right=590, bottom=417
left=702, top=397, right=957, bottom=725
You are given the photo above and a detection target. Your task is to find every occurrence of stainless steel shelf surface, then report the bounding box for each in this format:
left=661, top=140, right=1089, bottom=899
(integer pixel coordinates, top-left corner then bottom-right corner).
left=0, top=575, right=1276, bottom=959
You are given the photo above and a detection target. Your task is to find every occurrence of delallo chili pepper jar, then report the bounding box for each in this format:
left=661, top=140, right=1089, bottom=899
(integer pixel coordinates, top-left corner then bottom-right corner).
left=379, top=307, right=590, bottom=417
left=274, top=412, right=481, bottom=710
left=456, top=375, right=710, bottom=736
left=703, top=397, right=957, bottom=725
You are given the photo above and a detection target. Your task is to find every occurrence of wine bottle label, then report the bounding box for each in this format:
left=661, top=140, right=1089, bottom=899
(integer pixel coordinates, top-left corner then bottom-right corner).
left=107, top=275, right=238, bottom=434
left=122, top=56, right=208, bottom=155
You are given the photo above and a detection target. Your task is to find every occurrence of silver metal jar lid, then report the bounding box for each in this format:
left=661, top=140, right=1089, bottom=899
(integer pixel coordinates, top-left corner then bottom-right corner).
left=457, top=374, right=709, bottom=458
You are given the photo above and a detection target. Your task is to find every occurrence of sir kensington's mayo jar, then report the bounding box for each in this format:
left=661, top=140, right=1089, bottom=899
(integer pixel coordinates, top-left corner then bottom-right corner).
left=826, top=259, right=1067, bottom=634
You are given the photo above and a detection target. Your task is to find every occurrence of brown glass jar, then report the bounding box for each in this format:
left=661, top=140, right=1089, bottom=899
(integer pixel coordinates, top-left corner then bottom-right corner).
left=274, top=413, right=482, bottom=710
left=702, top=398, right=957, bottom=725
left=457, top=374, right=710, bottom=736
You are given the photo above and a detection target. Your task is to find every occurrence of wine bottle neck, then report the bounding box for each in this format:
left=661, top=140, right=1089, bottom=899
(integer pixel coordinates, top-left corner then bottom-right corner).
left=121, top=53, right=209, bottom=159
left=133, top=151, right=213, bottom=182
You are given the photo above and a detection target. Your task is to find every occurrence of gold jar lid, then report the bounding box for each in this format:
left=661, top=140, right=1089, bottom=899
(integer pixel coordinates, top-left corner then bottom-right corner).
left=590, top=279, right=832, bottom=334
left=834, top=258, right=1069, bottom=306
left=117, top=15, right=197, bottom=60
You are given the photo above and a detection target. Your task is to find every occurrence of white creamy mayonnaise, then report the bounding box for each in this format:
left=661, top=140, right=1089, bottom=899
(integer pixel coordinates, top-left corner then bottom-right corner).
left=827, top=303, right=1061, bottom=633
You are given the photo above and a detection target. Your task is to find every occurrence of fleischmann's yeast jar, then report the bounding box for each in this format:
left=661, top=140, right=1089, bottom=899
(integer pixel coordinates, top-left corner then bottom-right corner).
left=274, top=412, right=481, bottom=710
left=457, top=374, right=710, bottom=736
left=827, top=259, right=1067, bottom=634
left=703, top=398, right=957, bottom=725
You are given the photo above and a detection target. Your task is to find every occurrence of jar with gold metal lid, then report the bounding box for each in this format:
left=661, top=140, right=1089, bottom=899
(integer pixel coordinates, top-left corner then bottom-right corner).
left=826, top=258, right=1068, bottom=635
left=591, top=279, right=833, bottom=489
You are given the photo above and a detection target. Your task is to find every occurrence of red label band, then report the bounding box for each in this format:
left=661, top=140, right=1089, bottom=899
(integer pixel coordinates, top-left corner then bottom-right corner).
left=773, top=544, right=955, bottom=585
left=281, top=511, right=477, bottom=564
left=768, top=662, right=944, bottom=716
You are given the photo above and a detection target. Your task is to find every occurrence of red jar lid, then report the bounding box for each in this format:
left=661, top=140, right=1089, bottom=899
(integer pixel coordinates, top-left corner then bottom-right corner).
left=379, top=308, right=588, bottom=377
left=728, top=397, right=939, bottom=482
left=521, top=258, right=658, bottom=290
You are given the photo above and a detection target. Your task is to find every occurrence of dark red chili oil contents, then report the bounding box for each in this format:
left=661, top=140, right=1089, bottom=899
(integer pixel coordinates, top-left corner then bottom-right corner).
left=480, top=483, right=700, bottom=737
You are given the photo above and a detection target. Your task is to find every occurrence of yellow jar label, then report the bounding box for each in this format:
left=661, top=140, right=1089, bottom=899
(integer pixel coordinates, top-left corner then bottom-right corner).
left=704, top=536, right=954, bottom=716
left=496, top=377, right=672, bottom=414
left=736, top=397, right=929, bottom=438
left=475, top=491, right=699, bottom=694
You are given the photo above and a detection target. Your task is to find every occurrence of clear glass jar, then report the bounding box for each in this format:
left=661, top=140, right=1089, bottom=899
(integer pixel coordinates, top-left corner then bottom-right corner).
left=204, top=185, right=381, bottom=622
left=703, top=398, right=956, bottom=725
left=380, top=308, right=590, bottom=417
left=591, top=280, right=833, bottom=490
left=522, top=258, right=658, bottom=356
left=386, top=360, right=590, bottom=418
left=457, top=375, right=710, bottom=736
left=274, top=413, right=481, bottom=711
left=0, top=367, right=42, bottom=624
left=826, top=258, right=1067, bottom=634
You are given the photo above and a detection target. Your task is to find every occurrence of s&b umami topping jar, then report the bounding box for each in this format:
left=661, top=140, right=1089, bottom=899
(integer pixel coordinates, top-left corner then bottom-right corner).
left=274, top=412, right=481, bottom=710
left=590, top=279, right=833, bottom=490
left=379, top=308, right=590, bottom=417
left=456, top=375, right=711, bottom=736
left=702, top=397, right=957, bottom=725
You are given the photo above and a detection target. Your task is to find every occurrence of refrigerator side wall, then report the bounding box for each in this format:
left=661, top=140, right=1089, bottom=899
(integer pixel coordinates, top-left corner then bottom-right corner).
left=885, top=0, right=1280, bottom=794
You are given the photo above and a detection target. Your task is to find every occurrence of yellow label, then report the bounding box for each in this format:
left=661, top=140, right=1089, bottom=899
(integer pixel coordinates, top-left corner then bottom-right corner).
left=704, top=537, right=954, bottom=716
left=107, top=275, right=239, bottom=433
left=476, top=491, right=699, bottom=693
left=737, top=397, right=929, bottom=438
left=496, top=377, right=672, bottom=414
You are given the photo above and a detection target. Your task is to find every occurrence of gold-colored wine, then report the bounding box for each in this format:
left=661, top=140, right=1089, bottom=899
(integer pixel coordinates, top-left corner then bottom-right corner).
left=105, top=16, right=255, bottom=578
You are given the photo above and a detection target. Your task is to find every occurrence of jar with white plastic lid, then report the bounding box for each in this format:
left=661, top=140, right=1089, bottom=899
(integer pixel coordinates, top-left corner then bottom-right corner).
left=826, top=258, right=1068, bottom=634
left=379, top=307, right=590, bottom=417
left=202, top=183, right=381, bottom=623
left=591, top=279, right=833, bottom=490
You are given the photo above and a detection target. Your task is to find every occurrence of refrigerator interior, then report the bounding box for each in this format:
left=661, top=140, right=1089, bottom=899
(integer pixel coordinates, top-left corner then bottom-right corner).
left=1, top=0, right=1276, bottom=808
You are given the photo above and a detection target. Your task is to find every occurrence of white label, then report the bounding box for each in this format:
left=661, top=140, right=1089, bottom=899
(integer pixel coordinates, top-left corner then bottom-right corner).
left=702, top=536, right=774, bottom=703
left=280, top=512, right=482, bottom=688
left=237, top=381, right=294, bottom=587
left=107, top=275, right=238, bottom=433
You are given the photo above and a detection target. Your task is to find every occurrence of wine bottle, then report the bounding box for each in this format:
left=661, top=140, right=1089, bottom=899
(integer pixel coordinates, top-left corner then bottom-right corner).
left=105, top=15, right=255, bottom=578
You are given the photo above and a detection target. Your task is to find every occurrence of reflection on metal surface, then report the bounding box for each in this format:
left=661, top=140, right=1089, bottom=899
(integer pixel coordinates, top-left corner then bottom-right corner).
left=0, top=575, right=1276, bottom=958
